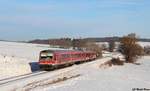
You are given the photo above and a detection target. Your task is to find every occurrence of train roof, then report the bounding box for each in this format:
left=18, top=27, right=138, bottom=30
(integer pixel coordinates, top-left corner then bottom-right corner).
left=40, top=50, right=95, bottom=54
left=41, top=49, right=82, bottom=53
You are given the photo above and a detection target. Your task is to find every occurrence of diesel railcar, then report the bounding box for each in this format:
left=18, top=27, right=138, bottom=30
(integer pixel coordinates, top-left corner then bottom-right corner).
left=39, top=50, right=96, bottom=70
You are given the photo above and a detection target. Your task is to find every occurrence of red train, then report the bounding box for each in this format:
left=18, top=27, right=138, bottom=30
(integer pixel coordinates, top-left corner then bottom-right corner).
left=39, top=50, right=96, bottom=70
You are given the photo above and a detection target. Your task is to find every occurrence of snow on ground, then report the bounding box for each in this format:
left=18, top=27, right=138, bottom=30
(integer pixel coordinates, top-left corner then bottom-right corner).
left=96, top=42, right=109, bottom=48
left=0, top=41, right=64, bottom=79
left=0, top=41, right=150, bottom=91
left=31, top=56, right=150, bottom=91
left=0, top=41, right=64, bottom=61
left=138, top=42, right=150, bottom=47
left=97, top=41, right=150, bottom=48
left=1, top=56, right=149, bottom=91
left=0, top=55, right=31, bottom=79
left=0, top=57, right=112, bottom=91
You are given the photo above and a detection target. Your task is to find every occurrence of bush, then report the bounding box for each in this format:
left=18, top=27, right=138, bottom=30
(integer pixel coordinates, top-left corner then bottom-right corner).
left=111, top=58, right=124, bottom=65
left=144, top=46, right=150, bottom=55
left=119, top=34, right=143, bottom=63
left=99, top=58, right=124, bottom=69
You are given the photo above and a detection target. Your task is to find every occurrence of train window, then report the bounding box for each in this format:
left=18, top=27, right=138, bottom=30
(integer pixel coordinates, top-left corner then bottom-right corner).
left=40, top=52, right=53, bottom=60
left=72, top=54, right=81, bottom=58
left=62, top=54, right=70, bottom=58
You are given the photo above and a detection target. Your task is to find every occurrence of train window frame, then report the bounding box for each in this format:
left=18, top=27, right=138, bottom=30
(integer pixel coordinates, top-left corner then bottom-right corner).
left=62, top=54, right=70, bottom=58
left=40, top=52, right=53, bottom=60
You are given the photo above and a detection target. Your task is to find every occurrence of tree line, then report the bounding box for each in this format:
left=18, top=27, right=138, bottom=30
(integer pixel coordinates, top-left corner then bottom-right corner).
left=29, top=33, right=147, bottom=63
left=47, top=34, right=144, bottom=63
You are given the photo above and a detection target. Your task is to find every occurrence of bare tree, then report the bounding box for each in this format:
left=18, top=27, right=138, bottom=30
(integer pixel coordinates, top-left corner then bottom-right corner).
left=108, top=40, right=115, bottom=52
left=49, top=38, right=72, bottom=48
left=84, top=42, right=102, bottom=57
left=101, top=44, right=108, bottom=50
left=72, top=39, right=87, bottom=50
left=60, top=38, right=72, bottom=48
left=119, top=34, right=143, bottom=63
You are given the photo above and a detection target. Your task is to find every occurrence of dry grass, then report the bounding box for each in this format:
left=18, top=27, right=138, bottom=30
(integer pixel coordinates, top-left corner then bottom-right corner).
left=99, top=58, right=124, bottom=69
left=111, top=58, right=124, bottom=65
left=20, top=74, right=81, bottom=91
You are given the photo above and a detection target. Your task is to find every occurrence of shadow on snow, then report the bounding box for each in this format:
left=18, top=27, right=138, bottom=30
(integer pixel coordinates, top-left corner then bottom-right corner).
left=29, top=62, right=40, bottom=72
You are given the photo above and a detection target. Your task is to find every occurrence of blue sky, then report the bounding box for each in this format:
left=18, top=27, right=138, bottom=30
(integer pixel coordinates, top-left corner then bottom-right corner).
left=0, top=0, right=149, bottom=41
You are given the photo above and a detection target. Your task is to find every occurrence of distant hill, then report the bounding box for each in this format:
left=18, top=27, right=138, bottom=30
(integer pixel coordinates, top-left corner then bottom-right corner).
left=28, top=39, right=50, bottom=44
left=28, top=37, right=150, bottom=44
left=84, top=37, right=120, bottom=42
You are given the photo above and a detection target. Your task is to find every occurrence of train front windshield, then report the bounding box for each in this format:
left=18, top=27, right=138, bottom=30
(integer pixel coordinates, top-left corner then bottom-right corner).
left=40, top=52, right=53, bottom=60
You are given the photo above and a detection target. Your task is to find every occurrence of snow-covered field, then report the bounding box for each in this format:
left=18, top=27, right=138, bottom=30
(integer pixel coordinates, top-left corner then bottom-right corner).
left=138, top=42, right=150, bottom=47
left=1, top=55, right=149, bottom=91
left=33, top=56, right=150, bottom=91
left=97, top=41, right=150, bottom=49
left=0, top=41, right=64, bottom=79
left=0, top=41, right=65, bottom=61
left=0, top=55, right=31, bottom=79
left=0, top=41, right=150, bottom=91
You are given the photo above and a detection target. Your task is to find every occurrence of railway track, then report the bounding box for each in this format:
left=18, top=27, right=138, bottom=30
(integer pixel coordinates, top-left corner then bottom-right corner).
left=0, top=71, right=47, bottom=85
left=0, top=62, right=81, bottom=86
left=0, top=57, right=112, bottom=91
left=0, top=55, right=112, bottom=85
left=0, top=62, right=79, bottom=86
left=0, top=64, right=80, bottom=91
left=0, top=65, right=75, bottom=86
